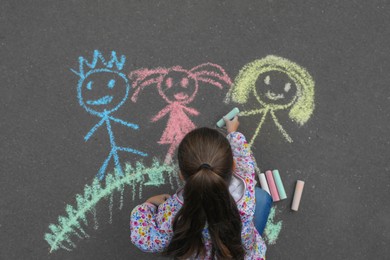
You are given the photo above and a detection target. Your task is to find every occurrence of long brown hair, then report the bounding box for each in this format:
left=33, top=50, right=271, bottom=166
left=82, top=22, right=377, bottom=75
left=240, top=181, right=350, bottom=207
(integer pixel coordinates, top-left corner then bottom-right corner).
left=163, top=127, right=245, bottom=259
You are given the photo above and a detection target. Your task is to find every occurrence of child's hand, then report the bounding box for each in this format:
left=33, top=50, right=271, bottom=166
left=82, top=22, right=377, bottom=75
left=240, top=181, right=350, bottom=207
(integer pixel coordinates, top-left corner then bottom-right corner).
left=145, top=194, right=171, bottom=206
left=224, top=115, right=239, bottom=133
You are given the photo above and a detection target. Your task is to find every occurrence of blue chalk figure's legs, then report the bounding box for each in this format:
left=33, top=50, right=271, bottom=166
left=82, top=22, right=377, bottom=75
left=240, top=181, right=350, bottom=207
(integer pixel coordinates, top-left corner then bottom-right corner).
left=98, top=151, right=114, bottom=180
left=112, top=148, right=124, bottom=176
left=96, top=115, right=148, bottom=180
left=107, top=114, right=148, bottom=157
left=254, top=187, right=273, bottom=235
left=104, top=118, right=125, bottom=178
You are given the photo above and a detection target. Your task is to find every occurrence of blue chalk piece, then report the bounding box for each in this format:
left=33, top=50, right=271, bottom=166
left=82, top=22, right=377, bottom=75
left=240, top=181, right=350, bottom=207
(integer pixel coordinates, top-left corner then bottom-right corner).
left=216, top=107, right=240, bottom=127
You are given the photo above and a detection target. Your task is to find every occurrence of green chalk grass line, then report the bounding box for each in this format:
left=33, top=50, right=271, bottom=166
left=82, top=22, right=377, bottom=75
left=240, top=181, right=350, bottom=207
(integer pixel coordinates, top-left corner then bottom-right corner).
left=263, top=206, right=283, bottom=245
left=44, top=158, right=176, bottom=253
left=45, top=156, right=282, bottom=252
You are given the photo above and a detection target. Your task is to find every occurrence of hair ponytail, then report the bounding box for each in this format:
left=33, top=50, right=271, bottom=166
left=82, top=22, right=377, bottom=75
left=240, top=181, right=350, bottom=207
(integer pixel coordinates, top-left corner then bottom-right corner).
left=163, top=128, right=245, bottom=259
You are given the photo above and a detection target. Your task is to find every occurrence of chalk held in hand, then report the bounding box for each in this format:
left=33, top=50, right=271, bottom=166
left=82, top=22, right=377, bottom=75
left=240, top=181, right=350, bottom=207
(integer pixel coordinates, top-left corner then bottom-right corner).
left=216, top=107, right=240, bottom=128
left=291, top=180, right=305, bottom=211
left=272, top=169, right=287, bottom=200
left=265, top=170, right=280, bottom=202
left=258, top=173, right=271, bottom=195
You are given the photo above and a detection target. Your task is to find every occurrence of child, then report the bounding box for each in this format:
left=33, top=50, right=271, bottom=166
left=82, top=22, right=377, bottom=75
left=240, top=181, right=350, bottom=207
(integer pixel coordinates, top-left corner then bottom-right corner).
left=130, top=117, right=272, bottom=259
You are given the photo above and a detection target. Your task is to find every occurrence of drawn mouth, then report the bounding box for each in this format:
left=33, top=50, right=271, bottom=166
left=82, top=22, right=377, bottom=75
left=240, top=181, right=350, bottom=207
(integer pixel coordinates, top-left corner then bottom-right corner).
left=174, top=92, right=189, bottom=100
left=265, top=90, right=284, bottom=101
left=86, top=95, right=113, bottom=105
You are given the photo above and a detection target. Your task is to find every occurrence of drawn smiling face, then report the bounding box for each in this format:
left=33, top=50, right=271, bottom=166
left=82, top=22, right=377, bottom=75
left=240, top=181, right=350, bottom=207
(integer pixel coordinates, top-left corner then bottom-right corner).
left=255, top=70, right=298, bottom=107
left=159, top=70, right=198, bottom=104
left=79, top=70, right=129, bottom=114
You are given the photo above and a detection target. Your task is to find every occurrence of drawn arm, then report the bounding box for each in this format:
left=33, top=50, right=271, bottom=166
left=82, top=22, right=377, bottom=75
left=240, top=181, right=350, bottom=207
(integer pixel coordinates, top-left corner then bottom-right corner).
left=151, top=105, right=172, bottom=122
left=226, top=132, right=256, bottom=185
left=84, top=118, right=105, bottom=141
left=182, top=106, right=199, bottom=116
left=109, top=116, right=139, bottom=130
left=240, top=108, right=265, bottom=117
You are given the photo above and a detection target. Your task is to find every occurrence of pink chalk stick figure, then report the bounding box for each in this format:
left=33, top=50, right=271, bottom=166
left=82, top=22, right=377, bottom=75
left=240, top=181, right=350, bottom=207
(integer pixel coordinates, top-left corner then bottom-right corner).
left=129, top=63, right=232, bottom=164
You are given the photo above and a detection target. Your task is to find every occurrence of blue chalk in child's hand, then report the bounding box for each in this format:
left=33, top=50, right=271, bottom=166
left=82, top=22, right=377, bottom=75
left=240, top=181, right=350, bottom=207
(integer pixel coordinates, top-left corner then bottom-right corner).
left=216, top=107, right=240, bottom=128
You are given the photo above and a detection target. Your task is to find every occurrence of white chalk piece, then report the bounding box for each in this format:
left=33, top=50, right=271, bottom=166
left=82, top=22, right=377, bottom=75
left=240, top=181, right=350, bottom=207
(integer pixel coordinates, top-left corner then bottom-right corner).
left=291, top=180, right=305, bottom=211
left=258, top=173, right=271, bottom=195
left=216, top=107, right=240, bottom=127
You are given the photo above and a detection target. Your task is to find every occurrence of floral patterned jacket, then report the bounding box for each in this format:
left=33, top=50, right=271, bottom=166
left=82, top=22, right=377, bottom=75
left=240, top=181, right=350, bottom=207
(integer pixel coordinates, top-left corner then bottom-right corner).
left=130, top=132, right=266, bottom=259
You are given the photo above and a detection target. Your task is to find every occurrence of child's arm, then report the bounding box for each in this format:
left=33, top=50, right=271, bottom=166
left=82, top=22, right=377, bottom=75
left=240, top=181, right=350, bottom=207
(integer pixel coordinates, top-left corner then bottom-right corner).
left=227, top=132, right=252, bottom=159
left=224, top=116, right=256, bottom=181
left=130, top=194, right=175, bottom=253
left=130, top=202, right=172, bottom=253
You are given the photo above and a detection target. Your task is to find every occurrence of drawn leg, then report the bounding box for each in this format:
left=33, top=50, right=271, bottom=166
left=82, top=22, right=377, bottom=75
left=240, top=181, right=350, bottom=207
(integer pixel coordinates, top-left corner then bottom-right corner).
left=270, top=110, right=293, bottom=143
left=112, top=148, right=123, bottom=176
left=164, top=141, right=180, bottom=189
left=249, top=110, right=269, bottom=147
left=98, top=151, right=114, bottom=180
left=164, top=142, right=178, bottom=164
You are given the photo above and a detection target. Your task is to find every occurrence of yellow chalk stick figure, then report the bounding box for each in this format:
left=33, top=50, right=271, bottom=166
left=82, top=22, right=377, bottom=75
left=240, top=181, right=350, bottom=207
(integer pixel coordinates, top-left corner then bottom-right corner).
left=227, top=55, right=315, bottom=145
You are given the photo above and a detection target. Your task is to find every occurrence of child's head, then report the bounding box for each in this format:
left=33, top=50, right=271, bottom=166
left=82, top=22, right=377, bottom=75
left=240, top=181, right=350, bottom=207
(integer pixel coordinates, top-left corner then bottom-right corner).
left=178, top=127, right=233, bottom=182
left=164, top=127, right=245, bottom=259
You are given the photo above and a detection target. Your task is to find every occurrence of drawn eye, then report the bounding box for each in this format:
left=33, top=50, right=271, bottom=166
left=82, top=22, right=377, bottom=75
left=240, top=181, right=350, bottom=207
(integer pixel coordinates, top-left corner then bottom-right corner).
left=86, top=81, right=93, bottom=90
left=284, top=82, right=291, bottom=92
left=181, top=78, right=189, bottom=88
left=264, top=75, right=270, bottom=85
left=165, top=77, right=173, bottom=89
left=108, top=79, right=116, bottom=89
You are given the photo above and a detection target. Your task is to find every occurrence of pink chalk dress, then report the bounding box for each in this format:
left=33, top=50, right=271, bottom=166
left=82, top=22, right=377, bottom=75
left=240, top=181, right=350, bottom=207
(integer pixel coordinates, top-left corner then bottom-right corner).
left=153, top=102, right=198, bottom=145
left=130, top=132, right=267, bottom=259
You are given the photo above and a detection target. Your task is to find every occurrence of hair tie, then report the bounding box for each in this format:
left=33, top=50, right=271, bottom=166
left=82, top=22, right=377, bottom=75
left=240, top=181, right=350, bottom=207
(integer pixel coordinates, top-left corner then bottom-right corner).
left=198, top=163, right=212, bottom=171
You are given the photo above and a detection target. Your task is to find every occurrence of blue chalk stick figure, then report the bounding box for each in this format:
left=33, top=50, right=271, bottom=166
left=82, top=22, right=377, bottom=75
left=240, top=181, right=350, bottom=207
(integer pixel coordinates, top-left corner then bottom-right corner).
left=71, top=50, right=147, bottom=180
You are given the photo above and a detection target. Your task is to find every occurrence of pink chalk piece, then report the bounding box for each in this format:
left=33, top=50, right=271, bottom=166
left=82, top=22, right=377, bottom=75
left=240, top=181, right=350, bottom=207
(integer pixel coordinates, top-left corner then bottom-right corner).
left=129, top=63, right=232, bottom=163
left=291, top=180, right=305, bottom=211
left=265, top=170, right=280, bottom=202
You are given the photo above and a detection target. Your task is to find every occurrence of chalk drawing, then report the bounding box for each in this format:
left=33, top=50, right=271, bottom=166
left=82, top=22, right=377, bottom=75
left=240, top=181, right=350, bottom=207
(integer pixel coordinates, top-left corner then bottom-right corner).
left=225, top=56, right=314, bottom=244
left=44, top=158, right=177, bottom=253
left=263, top=206, right=282, bottom=245
left=71, top=50, right=147, bottom=180
left=129, top=63, right=232, bottom=163
left=226, top=55, right=315, bottom=144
